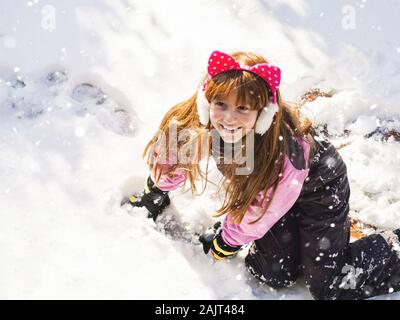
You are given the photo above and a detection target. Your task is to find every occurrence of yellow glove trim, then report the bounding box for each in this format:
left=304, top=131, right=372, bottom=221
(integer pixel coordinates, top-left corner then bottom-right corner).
left=129, top=195, right=138, bottom=203
left=211, top=250, right=224, bottom=260
left=144, top=183, right=150, bottom=194
left=212, top=238, right=237, bottom=256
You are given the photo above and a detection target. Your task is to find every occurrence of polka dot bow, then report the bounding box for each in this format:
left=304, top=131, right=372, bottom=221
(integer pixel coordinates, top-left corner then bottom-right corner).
left=207, top=50, right=281, bottom=103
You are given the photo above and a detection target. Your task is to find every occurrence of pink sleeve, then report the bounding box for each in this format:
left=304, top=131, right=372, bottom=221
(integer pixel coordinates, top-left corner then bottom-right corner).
left=150, top=150, right=186, bottom=192
left=151, top=164, right=186, bottom=191
left=221, top=138, right=311, bottom=247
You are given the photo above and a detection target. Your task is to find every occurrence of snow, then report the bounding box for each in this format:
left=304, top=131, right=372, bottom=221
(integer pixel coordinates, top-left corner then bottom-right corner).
left=1, top=0, right=400, bottom=299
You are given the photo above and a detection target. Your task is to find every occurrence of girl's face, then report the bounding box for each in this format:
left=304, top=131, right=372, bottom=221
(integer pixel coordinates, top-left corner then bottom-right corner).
left=209, top=90, right=258, bottom=143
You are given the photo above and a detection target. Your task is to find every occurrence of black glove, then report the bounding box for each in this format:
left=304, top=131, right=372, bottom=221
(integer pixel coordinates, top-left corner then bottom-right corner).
left=121, top=176, right=170, bottom=221
left=199, top=222, right=242, bottom=260
left=394, top=228, right=400, bottom=240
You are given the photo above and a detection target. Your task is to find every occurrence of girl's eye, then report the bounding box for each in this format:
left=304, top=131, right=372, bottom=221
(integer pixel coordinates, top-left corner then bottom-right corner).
left=214, top=101, right=226, bottom=108
left=237, top=106, right=250, bottom=112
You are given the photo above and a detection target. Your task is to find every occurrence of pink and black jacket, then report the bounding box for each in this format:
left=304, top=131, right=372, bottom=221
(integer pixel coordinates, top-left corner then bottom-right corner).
left=150, top=127, right=311, bottom=248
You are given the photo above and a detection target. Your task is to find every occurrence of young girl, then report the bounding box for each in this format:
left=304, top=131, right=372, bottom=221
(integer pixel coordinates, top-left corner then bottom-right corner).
left=123, top=50, right=400, bottom=300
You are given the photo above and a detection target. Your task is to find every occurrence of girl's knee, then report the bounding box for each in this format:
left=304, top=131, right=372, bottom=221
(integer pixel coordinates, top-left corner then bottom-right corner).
left=306, top=282, right=329, bottom=300
left=302, top=268, right=336, bottom=300
left=245, top=254, right=299, bottom=289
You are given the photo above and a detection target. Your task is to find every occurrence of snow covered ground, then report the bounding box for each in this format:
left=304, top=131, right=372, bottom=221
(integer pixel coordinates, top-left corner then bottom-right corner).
left=1, top=0, right=400, bottom=299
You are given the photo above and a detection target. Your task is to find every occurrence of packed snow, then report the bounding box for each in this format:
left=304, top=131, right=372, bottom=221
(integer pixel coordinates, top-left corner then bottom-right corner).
left=1, top=0, right=400, bottom=299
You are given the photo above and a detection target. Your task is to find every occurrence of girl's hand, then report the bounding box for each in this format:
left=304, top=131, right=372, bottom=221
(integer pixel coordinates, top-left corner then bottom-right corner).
left=121, top=176, right=170, bottom=221
left=199, top=222, right=242, bottom=260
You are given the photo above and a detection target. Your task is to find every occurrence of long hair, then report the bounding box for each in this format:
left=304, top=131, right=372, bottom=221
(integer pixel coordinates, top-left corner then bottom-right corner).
left=143, top=51, right=313, bottom=224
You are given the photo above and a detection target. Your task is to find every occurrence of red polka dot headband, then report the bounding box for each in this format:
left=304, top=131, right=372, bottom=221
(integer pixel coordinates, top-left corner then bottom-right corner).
left=206, top=50, right=281, bottom=103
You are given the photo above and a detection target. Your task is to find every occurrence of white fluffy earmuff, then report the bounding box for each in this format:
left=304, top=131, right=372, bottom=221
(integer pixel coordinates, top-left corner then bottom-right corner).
left=254, top=102, right=279, bottom=135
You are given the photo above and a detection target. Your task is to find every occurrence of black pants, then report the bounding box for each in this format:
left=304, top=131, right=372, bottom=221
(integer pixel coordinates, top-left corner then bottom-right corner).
left=245, top=139, right=400, bottom=300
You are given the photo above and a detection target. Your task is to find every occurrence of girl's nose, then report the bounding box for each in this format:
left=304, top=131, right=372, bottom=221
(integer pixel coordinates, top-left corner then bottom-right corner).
left=224, top=109, right=237, bottom=122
